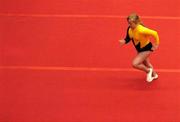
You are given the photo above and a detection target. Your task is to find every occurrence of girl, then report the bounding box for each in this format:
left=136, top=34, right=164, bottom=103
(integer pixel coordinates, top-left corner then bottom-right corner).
left=119, top=13, right=159, bottom=82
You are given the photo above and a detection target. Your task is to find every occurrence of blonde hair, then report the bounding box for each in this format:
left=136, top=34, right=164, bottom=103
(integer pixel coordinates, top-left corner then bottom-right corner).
left=127, top=13, right=144, bottom=26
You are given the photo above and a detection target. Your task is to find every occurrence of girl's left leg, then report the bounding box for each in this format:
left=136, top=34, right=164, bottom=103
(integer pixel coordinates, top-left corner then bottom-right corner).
left=143, top=58, right=158, bottom=79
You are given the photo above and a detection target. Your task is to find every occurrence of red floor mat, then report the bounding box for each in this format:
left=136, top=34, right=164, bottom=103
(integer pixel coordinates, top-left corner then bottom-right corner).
left=1, top=0, right=180, bottom=121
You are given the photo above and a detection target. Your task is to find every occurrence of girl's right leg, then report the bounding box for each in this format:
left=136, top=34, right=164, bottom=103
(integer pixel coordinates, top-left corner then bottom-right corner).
left=132, top=51, right=151, bottom=73
left=132, top=51, right=154, bottom=82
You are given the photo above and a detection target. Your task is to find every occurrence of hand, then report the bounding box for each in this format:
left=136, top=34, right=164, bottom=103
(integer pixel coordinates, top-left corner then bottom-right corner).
left=119, top=39, right=126, bottom=47
left=151, top=44, right=159, bottom=51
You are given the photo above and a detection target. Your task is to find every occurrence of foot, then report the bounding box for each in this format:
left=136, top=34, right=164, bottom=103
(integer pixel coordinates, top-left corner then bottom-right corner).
left=152, top=74, right=158, bottom=80
left=146, top=68, right=153, bottom=82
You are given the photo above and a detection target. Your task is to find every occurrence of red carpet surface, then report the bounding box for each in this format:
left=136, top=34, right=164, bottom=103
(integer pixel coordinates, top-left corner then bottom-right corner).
left=0, top=0, right=180, bottom=121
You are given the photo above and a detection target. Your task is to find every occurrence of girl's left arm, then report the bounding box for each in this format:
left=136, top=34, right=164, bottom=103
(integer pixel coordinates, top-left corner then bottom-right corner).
left=141, top=26, right=160, bottom=45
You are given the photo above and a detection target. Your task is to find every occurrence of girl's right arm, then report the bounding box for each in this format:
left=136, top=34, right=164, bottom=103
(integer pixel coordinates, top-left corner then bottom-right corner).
left=119, top=27, right=131, bottom=47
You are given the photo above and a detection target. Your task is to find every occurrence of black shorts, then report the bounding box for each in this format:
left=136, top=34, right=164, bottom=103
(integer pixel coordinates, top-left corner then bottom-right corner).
left=135, top=42, right=153, bottom=52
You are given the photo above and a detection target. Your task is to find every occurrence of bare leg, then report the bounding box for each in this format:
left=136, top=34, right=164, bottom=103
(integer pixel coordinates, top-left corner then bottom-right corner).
left=143, top=58, right=157, bottom=77
left=132, top=51, right=152, bottom=73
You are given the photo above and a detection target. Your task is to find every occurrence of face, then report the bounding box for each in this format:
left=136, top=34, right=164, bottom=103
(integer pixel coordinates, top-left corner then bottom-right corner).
left=128, top=20, right=137, bottom=29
